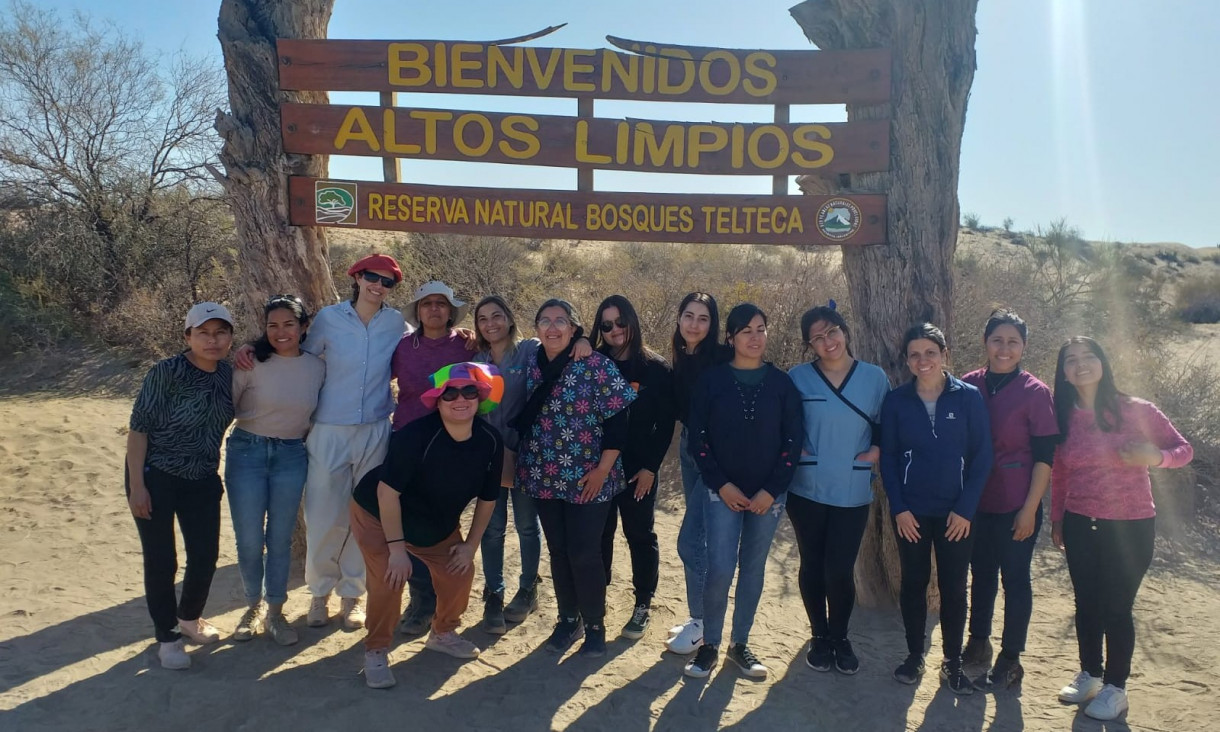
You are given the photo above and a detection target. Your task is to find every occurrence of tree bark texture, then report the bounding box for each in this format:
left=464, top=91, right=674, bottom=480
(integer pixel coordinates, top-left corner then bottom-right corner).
left=216, top=0, right=338, bottom=331
left=790, top=0, right=979, bottom=606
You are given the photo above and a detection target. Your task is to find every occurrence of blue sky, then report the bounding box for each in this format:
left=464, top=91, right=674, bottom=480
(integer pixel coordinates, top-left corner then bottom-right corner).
left=33, top=0, right=1220, bottom=247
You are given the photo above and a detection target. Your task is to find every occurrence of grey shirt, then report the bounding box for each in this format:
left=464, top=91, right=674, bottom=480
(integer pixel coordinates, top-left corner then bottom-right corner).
left=476, top=338, right=540, bottom=452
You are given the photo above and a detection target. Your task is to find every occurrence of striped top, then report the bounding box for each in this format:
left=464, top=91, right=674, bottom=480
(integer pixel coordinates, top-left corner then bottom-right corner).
left=130, top=353, right=234, bottom=479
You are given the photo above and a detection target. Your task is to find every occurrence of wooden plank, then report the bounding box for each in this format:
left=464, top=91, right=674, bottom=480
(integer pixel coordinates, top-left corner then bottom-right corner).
left=279, top=103, right=890, bottom=176
left=577, top=97, right=594, bottom=192
left=289, top=177, right=886, bottom=246
left=773, top=104, right=790, bottom=195
left=276, top=39, right=891, bottom=105
left=379, top=91, right=401, bottom=182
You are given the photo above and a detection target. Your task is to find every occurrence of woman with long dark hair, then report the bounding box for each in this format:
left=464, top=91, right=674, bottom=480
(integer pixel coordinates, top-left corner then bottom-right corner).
left=515, top=298, right=636, bottom=658
left=683, top=303, right=803, bottom=680
left=786, top=304, right=889, bottom=675
left=226, top=295, right=324, bottom=646
left=880, top=323, right=992, bottom=694
left=1050, top=337, right=1192, bottom=721
left=960, top=309, right=1058, bottom=689
left=666, top=292, right=722, bottom=655
left=592, top=294, right=675, bottom=641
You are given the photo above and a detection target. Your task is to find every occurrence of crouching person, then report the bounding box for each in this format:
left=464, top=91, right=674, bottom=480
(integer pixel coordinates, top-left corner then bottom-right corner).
left=349, top=362, right=504, bottom=688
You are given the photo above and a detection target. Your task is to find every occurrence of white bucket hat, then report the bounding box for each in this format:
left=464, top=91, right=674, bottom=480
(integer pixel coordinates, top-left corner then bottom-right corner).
left=404, top=280, right=468, bottom=329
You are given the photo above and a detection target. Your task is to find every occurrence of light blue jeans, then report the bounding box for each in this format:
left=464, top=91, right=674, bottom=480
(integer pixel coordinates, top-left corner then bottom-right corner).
left=678, top=427, right=708, bottom=620
left=224, top=428, right=308, bottom=605
left=702, top=488, right=786, bottom=647
left=480, top=486, right=542, bottom=596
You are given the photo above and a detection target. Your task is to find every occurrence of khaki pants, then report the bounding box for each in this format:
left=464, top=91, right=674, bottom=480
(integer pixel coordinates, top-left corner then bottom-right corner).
left=350, top=502, right=474, bottom=651
left=303, top=421, right=390, bottom=598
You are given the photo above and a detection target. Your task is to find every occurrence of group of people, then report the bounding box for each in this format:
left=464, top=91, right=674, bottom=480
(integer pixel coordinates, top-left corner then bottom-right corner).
left=124, top=252, right=1192, bottom=722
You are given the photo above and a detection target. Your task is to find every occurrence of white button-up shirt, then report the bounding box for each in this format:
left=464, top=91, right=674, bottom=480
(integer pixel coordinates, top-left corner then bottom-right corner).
left=303, top=301, right=407, bottom=425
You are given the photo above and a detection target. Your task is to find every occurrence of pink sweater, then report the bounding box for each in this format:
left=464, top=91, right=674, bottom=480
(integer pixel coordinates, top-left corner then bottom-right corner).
left=1051, top=397, right=1193, bottom=522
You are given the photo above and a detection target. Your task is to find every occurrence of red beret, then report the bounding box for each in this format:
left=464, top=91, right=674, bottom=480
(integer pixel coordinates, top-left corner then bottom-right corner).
left=347, top=253, right=403, bottom=283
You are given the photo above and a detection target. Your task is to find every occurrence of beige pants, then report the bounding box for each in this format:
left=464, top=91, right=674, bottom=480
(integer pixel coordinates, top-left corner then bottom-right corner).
left=303, top=420, right=390, bottom=598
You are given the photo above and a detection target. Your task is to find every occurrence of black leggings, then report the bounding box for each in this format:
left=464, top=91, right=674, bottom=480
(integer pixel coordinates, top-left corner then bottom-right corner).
left=895, top=513, right=974, bottom=659
left=127, top=464, right=223, bottom=643
left=537, top=498, right=614, bottom=625
left=786, top=495, right=870, bottom=640
left=601, top=484, right=660, bottom=607
left=1063, top=511, right=1155, bottom=687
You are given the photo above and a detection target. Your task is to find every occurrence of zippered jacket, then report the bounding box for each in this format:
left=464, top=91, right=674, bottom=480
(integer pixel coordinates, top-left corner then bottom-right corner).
left=879, top=373, right=994, bottom=520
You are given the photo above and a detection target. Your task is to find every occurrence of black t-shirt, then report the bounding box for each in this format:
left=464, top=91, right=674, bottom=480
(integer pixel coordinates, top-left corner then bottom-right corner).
left=352, top=411, right=503, bottom=547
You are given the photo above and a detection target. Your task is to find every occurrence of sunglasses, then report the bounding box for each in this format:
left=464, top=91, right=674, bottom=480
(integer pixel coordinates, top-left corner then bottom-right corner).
left=440, top=384, right=481, bottom=402
left=360, top=271, right=397, bottom=288
left=599, top=317, right=628, bottom=333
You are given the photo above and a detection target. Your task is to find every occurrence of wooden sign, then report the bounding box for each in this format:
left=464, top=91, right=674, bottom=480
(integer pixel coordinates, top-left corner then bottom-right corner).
left=289, top=177, right=886, bottom=246
left=281, top=103, right=890, bottom=176
left=277, top=39, right=890, bottom=105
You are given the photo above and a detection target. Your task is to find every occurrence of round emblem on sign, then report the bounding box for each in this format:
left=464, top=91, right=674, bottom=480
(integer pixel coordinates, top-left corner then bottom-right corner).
left=815, top=198, right=862, bottom=241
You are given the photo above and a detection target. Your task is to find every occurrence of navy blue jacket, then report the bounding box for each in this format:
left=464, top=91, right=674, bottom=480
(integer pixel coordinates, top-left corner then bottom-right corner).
left=880, top=373, right=994, bottom=520
left=687, top=363, right=804, bottom=500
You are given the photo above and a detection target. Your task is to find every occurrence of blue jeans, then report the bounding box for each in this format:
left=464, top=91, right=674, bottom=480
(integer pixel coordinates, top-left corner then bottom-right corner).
left=678, top=427, right=708, bottom=620
left=224, top=428, right=308, bottom=605
left=480, top=486, right=542, bottom=596
left=702, top=488, right=786, bottom=647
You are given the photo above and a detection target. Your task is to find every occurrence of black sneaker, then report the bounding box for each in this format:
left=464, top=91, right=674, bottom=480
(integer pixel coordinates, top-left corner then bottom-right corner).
left=544, top=617, right=584, bottom=654
left=962, top=635, right=993, bottom=667
left=504, top=580, right=540, bottom=623
left=621, top=604, right=650, bottom=640
left=397, top=596, right=435, bottom=636
left=832, top=637, right=860, bottom=675
left=683, top=644, right=718, bottom=678
left=940, top=657, right=975, bottom=695
left=727, top=643, right=768, bottom=679
left=481, top=589, right=507, bottom=635
left=805, top=636, right=833, bottom=672
left=893, top=654, right=925, bottom=685
left=975, top=653, right=1024, bottom=691
left=579, top=622, right=607, bottom=657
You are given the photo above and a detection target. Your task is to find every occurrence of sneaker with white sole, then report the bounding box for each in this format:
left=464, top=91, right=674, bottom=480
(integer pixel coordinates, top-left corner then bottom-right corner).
left=265, top=612, right=299, bottom=646
left=1084, top=684, right=1129, bottom=721
left=1058, top=670, right=1104, bottom=704
left=363, top=649, right=396, bottom=689
left=176, top=617, right=220, bottom=645
left=683, top=644, right=718, bottom=678
left=425, top=630, right=481, bottom=659
left=307, top=595, right=330, bottom=627
left=233, top=603, right=265, bottom=642
left=621, top=605, right=650, bottom=640
left=158, top=638, right=191, bottom=670
left=727, top=643, right=768, bottom=679
left=666, top=618, right=703, bottom=655
left=341, top=597, right=366, bottom=629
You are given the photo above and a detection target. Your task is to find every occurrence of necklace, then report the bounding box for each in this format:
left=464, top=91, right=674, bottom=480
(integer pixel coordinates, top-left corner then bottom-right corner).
left=986, top=369, right=1020, bottom=395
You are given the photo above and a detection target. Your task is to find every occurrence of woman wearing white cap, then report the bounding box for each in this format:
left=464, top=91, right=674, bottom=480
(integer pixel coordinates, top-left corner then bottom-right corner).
left=125, top=302, right=235, bottom=669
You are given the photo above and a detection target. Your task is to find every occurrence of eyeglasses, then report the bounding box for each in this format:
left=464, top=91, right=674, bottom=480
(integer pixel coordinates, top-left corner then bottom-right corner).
left=440, top=385, right=481, bottom=402
left=537, top=317, right=571, bottom=329
left=599, top=317, right=628, bottom=333
left=266, top=294, right=304, bottom=309
left=808, top=325, right=843, bottom=347
left=360, top=271, right=397, bottom=288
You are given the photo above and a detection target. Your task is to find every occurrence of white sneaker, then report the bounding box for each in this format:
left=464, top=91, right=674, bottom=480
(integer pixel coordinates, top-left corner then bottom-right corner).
left=158, top=639, right=191, bottom=670
left=666, top=618, right=704, bottom=655
left=265, top=612, right=299, bottom=646
left=233, top=603, right=266, bottom=642
left=307, top=595, right=330, bottom=627
left=1059, top=670, right=1104, bottom=703
left=1085, top=684, right=1129, bottom=720
left=341, top=597, right=366, bottom=629
left=425, top=630, right=481, bottom=659
left=176, top=617, right=221, bottom=645
left=363, top=649, right=396, bottom=689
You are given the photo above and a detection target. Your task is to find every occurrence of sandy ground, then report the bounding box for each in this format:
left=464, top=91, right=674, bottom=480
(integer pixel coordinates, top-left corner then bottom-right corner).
left=1, top=392, right=1217, bottom=732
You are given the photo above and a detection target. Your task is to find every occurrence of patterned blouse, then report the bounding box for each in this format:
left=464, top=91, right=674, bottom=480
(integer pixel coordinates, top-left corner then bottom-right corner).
left=515, top=351, right=636, bottom=503
left=130, top=353, right=234, bottom=479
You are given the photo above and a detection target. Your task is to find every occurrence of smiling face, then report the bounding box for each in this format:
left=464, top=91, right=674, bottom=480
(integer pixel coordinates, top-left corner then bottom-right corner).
left=355, top=267, right=395, bottom=306
left=1061, top=341, right=1103, bottom=390
left=729, top=314, right=768, bottom=362
left=536, top=305, right=576, bottom=358
left=807, top=319, right=848, bottom=363
left=986, top=324, right=1025, bottom=374
left=600, top=305, right=632, bottom=353
left=906, top=338, right=946, bottom=380
left=437, top=384, right=480, bottom=423
left=679, top=301, right=711, bottom=350
left=185, top=319, right=233, bottom=365
left=476, top=302, right=512, bottom=347
left=265, top=307, right=303, bottom=357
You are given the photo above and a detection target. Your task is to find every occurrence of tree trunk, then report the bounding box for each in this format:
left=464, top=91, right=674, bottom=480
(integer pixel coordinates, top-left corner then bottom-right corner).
left=790, top=0, right=978, bottom=606
left=215, top=0, right=338, bottom=331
